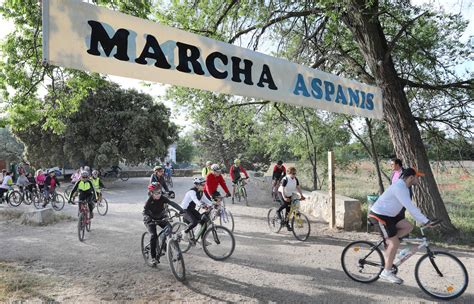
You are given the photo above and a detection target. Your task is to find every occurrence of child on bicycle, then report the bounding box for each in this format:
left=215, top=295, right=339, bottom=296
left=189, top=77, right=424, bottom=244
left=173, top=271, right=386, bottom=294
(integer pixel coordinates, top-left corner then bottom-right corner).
left=277, top=167, right=305, bottom=231
left=143, top=183, right=172, bottom=266
left=43, top=169, right=61, bottom=208
left=180, top=177, right=213, bottom=238
left=90, top=170, right=105, bottom=202
left=229, top=159, right=249, bottom=203
left=69, top=171, right=96, bottom=218
left=0, top=171, right=13, bottom=203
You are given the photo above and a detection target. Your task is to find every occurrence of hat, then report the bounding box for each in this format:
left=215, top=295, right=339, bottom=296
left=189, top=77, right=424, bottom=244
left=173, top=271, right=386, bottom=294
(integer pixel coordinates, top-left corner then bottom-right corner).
left=402, top=167, right=425, bottom=178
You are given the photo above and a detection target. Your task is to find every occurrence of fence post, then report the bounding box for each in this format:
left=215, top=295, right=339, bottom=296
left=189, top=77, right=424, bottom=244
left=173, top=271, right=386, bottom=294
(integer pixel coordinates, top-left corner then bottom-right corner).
left=328, top=151, right=336, bottom=229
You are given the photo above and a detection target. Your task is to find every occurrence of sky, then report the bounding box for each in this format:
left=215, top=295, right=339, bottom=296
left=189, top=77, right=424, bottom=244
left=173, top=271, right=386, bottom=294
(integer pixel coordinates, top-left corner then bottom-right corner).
left=0, top=0, right=472, bottom=129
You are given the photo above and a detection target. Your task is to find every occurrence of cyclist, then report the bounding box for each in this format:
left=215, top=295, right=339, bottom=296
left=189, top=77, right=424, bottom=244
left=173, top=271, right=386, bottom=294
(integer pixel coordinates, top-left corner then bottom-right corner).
left=43, top=169, right=61, bottom=208
left=204, top=164, right=231, bottom=200
left=91, top=170, right=105, bottom=202
left=180, top=177, right=213, bottom=238
left=272, top=160, right=286, bottom=200
left=229, top=159, right=249, bottom=203
left=202, top=161, right=212, bottom=177
left=69, top=171, right=97, bottom=218
left=369, top=167, right=431, bottom=284
left=164, top=161, right=174, bottom=179
left=150, top=165, right=172, bottom=195
left=143, top=183, right=172, bottom=266
left=0, top=171, right=13, bottom=203
left=35, top=169, right=46, bottom=193
left=277, top=166, right=305, bottom=231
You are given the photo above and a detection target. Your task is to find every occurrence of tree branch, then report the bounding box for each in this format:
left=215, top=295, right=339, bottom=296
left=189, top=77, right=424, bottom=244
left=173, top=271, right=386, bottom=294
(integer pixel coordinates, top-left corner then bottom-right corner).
left=225, top=100, right=270, bottom=109
left=401, top=78, right=474, bottom=90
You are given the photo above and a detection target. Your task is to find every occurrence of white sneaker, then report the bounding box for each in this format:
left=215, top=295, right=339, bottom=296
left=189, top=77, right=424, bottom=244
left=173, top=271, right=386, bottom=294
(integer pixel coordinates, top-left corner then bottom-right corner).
left=379, top=269, right=403, bottom=284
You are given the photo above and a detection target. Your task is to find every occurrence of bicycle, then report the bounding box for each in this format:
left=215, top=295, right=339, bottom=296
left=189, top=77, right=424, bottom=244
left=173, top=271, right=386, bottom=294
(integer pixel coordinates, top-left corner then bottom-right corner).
left=102, top=167, right=129, bottom=181
left=209, top=196, right=234, bottom=232
left=141, top=215, right=186, bottom=282
left=173, top=202, right=235, bottom=261
left=164, top=171, right=173, bottom=188
left=77, top=199, right=92, bottom=242
left=271, top=179, right=281, bottom=202
left=233, top=177, right=249, bottom=206
left=340, top=219, right=469, bottom=300
left=95, top=191, right=109, bottom=216
left=7, top=185, right=39, bottom=207
left=0, top=186, right=16, bottom=206
left=267, top=196, right=311, bottom=241
left=34, top=188, right=65, bottom=211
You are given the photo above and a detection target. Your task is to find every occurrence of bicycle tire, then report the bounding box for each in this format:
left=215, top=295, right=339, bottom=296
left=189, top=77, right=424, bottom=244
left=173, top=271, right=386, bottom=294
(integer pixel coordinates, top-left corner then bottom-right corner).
left=291, top=212, right=311, bottom=241
left=85, top=211, right=91, bottom=232
left=141, top=232, right=155, bottom=266
left=415, top=251, right=469, bottom=300
left=267, top=207, right=283, bottom=233
left=219, top=209, right=235, bottom=232
left=119, top=172, right=129, bottom=181
left=341, top=240, right=384, bottom=283
left=242, top=187, right=248, bottom=206
left=52, top=193, right=65, bottom=211
left=171, top=222, right=193, bottom=253
left=8, top=191, right=23, bottom=207
left=22, top=191, right=32, bottom=205
left=202, top=225, right=235, bottom=261
left=64, top=184, right=74, bottom=199
left=97, top=198, right=108, bottom=216
left=167, top=239, right=186, bottom=282
left=34, top=196, right=43, bottom=209
left=78, top=213, right=85, bottom=242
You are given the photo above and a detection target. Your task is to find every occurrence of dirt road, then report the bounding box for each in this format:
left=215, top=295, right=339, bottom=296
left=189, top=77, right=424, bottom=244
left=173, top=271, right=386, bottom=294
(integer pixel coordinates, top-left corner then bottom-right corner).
left=0, top=177, right=472, bottom=303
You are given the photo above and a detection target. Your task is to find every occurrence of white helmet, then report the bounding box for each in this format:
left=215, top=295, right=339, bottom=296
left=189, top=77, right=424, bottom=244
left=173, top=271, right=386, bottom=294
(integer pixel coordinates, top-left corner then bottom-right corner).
left=193, top=177, right=206, bottom=185
left=206, top=161, right=212, bottom=166
left=211, top=164, right=221, bottom=172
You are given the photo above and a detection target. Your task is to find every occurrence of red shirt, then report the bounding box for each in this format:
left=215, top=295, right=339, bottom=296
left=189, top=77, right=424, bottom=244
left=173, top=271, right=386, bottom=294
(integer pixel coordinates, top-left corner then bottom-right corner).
left=204, top=173, right=230, bottom=196
left=229, top=165, right=248, bottom=181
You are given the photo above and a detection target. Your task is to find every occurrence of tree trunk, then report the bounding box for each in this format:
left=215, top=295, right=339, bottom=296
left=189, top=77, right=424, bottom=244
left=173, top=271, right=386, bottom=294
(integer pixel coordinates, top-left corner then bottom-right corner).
left=366, top=118, right=384, bottom=194
left=343, top=0, right=457, bottom=233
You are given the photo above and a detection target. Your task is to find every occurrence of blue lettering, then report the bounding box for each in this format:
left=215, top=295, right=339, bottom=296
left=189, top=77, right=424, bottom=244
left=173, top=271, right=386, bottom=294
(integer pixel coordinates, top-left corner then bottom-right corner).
left=366, top=93, right=374, bottom=110
left=311, top=78, right=323, bottom=99
left=360, top=91, right=366, bottom=109
left=293, top=74, right=310, bottom=97
left=324, top=81, right=335, bottom=102
left=348, top=88, right=360, bottom=107
left=335, top=85, right=348, bottom=104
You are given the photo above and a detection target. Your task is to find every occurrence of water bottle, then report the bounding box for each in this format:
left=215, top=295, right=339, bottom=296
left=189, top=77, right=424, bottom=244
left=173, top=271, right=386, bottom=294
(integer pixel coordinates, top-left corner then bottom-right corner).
left=394, top=247, right=410, bottom=265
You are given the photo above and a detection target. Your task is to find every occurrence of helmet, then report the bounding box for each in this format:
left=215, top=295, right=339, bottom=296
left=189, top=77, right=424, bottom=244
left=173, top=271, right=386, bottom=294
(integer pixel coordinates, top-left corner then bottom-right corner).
left=211, top=164, right=221, bottom=172
left=92, top=170, right=99, bottom=176
left=148, top=183, right=161, bottom=192
left=153, top=165, right=163, bottom=171
left=193, top=177, right=206, bottom=185
left=80, top=171, right=89, bottom=177
left=234, top=159, right=241, bottom=165
left=211, top=191, right=222, bottom=199
left=277, top=160, right=283, bottom=165
left=206, top=161, right=212, bottom=166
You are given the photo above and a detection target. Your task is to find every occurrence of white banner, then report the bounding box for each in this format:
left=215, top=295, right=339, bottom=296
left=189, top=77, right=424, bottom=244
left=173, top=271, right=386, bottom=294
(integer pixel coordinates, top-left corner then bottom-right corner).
left=42, top=0, right=383, bottom=119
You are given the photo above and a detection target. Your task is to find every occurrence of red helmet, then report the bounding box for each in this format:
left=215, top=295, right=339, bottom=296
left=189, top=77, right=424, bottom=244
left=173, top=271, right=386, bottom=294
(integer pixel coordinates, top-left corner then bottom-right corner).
left=147, top=183, right=161, bottom=192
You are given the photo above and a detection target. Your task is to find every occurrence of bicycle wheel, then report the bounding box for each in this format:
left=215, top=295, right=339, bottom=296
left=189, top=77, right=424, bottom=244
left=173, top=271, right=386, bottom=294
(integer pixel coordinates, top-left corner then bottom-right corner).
left=52, top=193, right=65, bottom=211
left=22, top=191, right=32, bottom=205
left=119, top=172, right=129, bottom=181
left=167, top=239, right=186, bottom=282
left=34, top=195, right=44, bottom=209
left=291, top=212, right=311, bottom=241
left=415, top=251, right=469, bottom=300
left=8, top=191, right=23, bottom=207
left=171, top=222, right=192, bottom=253
left=219, top=209, right=235, bottom=232
left=64, top=184, right=74, bottom=198
left=241, top=187, right=248, bottom=206
left=141, top=232, right=155, bottom=266
left=267, top=207, right=283, bottom=233
left=78, top=213, right=85, bottom=242
left=341, top=241, right=384, bottom=283
left=202, top=225, right=235, bottom=261
left=97, top=198, right=108, bottom=216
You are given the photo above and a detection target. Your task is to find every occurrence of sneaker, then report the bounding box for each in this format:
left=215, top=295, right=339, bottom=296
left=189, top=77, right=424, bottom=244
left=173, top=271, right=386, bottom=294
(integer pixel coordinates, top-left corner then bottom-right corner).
left=379, top=269, right=403, bottom=284
left=90, top=212, right=94, bottom=219
left=286, top=225, right=293, bottom=231
left=151, top=258, right=159, bottom=266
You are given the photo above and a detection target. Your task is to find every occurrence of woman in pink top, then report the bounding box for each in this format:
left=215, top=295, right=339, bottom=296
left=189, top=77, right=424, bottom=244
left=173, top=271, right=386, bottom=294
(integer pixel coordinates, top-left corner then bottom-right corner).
left=35, top=169, right=46, bottom=192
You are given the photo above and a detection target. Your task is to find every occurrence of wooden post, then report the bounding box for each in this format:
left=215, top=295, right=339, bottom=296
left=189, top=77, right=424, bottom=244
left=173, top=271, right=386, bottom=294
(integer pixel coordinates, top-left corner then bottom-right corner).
left=328, top=151, right=336, bottom=229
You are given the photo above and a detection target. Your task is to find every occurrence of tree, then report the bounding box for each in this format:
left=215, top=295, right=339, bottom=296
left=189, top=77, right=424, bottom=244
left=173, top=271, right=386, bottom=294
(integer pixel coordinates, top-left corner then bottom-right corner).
left=0, top=127, right=24, bottom=162
left=176, top=134, right=195, bottom=163
left=14, top=82, right=178, bottom=168
left=154, top=0, right=473, bottom=233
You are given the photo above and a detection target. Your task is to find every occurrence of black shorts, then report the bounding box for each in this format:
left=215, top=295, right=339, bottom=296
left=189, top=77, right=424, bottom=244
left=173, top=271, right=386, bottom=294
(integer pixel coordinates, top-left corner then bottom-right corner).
left=368, top=211, right=405, bottom=238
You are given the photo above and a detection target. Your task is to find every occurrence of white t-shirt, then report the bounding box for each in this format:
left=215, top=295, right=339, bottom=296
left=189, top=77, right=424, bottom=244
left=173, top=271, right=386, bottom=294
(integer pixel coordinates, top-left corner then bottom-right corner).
left=371, top=179, right=429, bottom=224
left=1, top=175, right=13, bottom=189
left=278, top=176, right=299, bottom=198
left=181, top=188, right=213, bottom=209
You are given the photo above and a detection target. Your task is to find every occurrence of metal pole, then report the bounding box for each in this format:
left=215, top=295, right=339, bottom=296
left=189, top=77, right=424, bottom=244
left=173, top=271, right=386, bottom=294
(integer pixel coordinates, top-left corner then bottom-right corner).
left=328, top=151, right=335, bottom=228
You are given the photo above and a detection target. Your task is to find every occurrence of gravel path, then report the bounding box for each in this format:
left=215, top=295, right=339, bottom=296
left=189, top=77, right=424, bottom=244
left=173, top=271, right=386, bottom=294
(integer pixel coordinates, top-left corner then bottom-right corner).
left=0, top=177, right=472, bottom=303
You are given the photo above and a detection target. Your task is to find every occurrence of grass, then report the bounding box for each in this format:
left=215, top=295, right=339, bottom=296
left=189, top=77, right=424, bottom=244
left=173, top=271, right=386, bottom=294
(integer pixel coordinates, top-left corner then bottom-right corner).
left=0, top=262, right=57, bottom=302
left=298, top=160, right=474, bottom=246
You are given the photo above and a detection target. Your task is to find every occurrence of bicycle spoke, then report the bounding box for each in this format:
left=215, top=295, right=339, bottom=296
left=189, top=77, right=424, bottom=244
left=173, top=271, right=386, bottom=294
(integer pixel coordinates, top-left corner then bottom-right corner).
left=341, top=241, right=384, bottom=283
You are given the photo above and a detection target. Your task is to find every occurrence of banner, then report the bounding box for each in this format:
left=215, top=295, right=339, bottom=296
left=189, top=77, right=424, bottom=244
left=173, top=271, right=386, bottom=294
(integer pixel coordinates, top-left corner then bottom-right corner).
left=42, top=0, right=383, bottom=119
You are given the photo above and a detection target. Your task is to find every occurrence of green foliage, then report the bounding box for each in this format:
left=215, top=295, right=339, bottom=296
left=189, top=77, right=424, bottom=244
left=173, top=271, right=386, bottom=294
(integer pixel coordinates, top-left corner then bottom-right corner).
left=176, top=134, right=195, bottom=163
left=13, top=82, right=178, bottom=168
left=0, top=127, right=24, bottom=162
